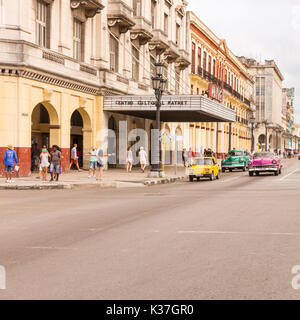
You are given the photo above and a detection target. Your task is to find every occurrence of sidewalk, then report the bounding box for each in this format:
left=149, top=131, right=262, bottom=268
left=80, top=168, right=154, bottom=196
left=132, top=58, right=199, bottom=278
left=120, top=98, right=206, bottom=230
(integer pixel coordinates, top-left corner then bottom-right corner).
left=0, top=166, right=186, bottom=190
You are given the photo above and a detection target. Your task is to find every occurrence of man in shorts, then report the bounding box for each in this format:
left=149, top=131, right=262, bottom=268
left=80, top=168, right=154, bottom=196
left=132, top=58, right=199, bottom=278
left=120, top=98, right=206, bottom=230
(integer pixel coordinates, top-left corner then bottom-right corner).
left=50, top=145, right=61, bottom=181
left=3, top=145, right=18, bottom=183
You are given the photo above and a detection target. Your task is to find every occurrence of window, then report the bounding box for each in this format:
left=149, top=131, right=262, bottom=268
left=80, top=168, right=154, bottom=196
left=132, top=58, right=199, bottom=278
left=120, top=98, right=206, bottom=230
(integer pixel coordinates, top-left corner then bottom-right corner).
left=203, top=52, right=207, bottom=71
left=175, top=72, right=180, bottom=94
left=197, top=47, right=201, bottom=70
left=73, top=19, right=84, bottom=61
left=36, top=0, right=50, bottom=48
left=133, top=0, right=142, bottom=16
left=132, top=45, right=139, bottom=81
left=164, top=13, right=168, bottom=35
left=176, top=23, right=180, bottom=45
left=191, top=43, right=196, bottom=74
left=109, top=35, right=119, bottom=72
left=151, top=0, right=156, bottom=28
left=208, top=56, right=212, bottom=74
left=213, top=60, right=216, bottom=77
left=191, top=85, right=194, bottom=95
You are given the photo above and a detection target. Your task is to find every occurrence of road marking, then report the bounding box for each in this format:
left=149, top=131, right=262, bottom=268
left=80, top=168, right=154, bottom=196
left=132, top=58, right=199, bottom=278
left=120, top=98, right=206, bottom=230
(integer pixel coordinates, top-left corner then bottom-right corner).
left=221, top=177, right=240, bottom=183
left=178, top=230, right=300, bottom=236
left=280, top=169, right=299, bottom=181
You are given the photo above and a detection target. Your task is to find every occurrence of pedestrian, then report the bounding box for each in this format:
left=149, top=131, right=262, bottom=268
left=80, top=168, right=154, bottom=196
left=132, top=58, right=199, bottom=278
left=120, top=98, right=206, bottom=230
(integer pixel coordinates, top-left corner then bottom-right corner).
left=88, top=146, right=98, bottom=178
left=40, top=145, right=50, bottom=182
left=69, top=143, right=81, bottom=171
left=3, top=144, right=18, bottom=183
left=138, top=147, right=147, bottom=173
left=50, top=145, right=61, bottom=182
left=188, top=147, right=193, bottom=166
left=95, top=148, right=112, bottom=181
left=126, top=147, right=133, bottom=173
left=182, top=148, right=188, bottom=167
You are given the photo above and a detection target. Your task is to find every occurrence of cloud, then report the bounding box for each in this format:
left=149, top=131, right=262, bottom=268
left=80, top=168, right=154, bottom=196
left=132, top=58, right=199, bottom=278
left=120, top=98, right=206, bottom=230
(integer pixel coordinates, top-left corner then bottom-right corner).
left=188, top=0, right=300, bottom=122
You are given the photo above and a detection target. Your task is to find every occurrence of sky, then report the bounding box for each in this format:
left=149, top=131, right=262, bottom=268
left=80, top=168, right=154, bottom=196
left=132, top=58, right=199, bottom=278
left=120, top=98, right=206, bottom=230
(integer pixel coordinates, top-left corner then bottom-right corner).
left=187, top=0, right=300, bottom=123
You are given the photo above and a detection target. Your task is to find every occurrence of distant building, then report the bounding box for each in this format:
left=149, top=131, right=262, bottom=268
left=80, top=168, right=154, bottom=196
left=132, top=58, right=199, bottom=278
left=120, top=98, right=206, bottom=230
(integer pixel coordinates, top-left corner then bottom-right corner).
left=239, top=57, right=285, bottom=152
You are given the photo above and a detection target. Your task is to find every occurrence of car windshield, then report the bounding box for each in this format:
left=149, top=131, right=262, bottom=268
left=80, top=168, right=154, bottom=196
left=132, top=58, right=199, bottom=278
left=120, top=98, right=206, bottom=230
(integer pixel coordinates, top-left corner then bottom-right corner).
left=194, top=158, right=212, bottom=165
left=228, top=151, right=243, bottom=157
left=253, top=152, right=274, bottom=159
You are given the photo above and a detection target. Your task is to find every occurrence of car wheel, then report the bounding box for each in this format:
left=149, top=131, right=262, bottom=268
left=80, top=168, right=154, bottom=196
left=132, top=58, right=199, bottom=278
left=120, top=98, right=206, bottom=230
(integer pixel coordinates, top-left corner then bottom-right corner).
left=216, top=171, right=220, bottom=180
left=196, top=177, right=201, bottom=181
left=279, top=167, right=282, bottom=174
left=229, top=169, right=233, bottom=172
left=222, top=168, right=226, bottom=173
left=210, top=173, right=214, bottom=181
left=274, top=170, right=279, bottom=176
left=242, top=165, right=246, bottom=172
left=189, top=176, right=194, bottom=182
left=255, top=172, right=260, bottom=176
left=249, top=171, right=254, bottom=176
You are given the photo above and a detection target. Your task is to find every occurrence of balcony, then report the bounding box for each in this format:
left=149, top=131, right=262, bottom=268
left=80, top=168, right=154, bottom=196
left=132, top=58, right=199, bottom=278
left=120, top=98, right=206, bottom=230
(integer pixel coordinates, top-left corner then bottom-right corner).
left=175, top=49, right=190, bottom=70
left=164, top=41, right=180, bottom=63
left=70, top=0, right=104, bottom=18
left=130, top=17, right=153, bottom=45
left=107, top=0, right=135, bottom=35
left=148, top=30, right=169, bottom=55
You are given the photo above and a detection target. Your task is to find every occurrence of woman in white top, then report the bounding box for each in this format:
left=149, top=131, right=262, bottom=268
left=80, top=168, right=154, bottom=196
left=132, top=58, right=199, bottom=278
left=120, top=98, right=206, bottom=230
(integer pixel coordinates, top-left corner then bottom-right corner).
left=40, top=145, right=50, bottom=181
left=138, top=147, right=147, bottom=173
left=126, top=147, right=133, bottom=173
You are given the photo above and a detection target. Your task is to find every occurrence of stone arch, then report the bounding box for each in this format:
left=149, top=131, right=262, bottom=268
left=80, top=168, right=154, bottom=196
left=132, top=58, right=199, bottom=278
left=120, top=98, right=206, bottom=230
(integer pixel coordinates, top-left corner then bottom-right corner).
left=70, top=107, right=92, bottom=169
left=31, top=102, right=60, bottom=171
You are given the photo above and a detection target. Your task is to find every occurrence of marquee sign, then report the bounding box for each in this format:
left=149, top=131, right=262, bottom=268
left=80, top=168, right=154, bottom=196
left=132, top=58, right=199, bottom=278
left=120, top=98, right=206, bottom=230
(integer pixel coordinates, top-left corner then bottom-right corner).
left=115, top=98, right=189, bottom=106
left=208, top=83, right=223, bottom=103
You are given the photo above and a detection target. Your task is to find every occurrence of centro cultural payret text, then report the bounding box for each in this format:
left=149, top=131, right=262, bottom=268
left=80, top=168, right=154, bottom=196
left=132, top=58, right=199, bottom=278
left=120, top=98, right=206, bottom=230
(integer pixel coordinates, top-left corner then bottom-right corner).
left=115, top=100, right=189, bottom=106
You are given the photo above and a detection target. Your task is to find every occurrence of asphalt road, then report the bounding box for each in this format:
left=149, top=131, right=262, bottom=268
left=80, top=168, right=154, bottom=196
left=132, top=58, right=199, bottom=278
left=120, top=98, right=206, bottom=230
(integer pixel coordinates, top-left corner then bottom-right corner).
left=0, top=158, right=300, bottom=300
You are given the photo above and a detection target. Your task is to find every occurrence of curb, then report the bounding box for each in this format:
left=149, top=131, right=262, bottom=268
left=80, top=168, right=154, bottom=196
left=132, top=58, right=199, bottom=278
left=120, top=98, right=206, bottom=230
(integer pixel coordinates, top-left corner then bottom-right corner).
left=144, top=176, right=185, bottom=186
left=0, top=177, right=185, bottom=190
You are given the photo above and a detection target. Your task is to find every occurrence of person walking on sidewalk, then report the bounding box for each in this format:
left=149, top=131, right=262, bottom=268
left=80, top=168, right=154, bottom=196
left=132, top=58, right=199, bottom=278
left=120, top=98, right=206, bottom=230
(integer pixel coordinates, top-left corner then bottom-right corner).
left=40, top=146, right=50, bottom=182
left=88, top=147, right=98, bottom=178
left=182, top=148, right=188, bottom=167
left=95, top=148, right=113, bottom=181
left=50, top=145, right=61, bottom=182
left=138, top=147, right=147, bottom=173
left=126, top=147, right=133, bottom=173
left=3, top=145, right=18, bottom=183
left=69, top=144, right=81, bottom=171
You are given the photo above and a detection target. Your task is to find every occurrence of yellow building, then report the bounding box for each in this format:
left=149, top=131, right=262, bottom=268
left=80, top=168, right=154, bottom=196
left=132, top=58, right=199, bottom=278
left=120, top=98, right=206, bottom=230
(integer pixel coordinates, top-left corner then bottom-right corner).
left=188, top=12, right=254, bottom=157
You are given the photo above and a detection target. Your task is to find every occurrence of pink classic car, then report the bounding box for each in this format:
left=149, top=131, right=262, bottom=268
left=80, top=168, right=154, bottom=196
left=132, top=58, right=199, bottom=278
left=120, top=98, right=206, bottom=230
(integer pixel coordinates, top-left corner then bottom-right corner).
left=248, top=152, right=282, bottom=176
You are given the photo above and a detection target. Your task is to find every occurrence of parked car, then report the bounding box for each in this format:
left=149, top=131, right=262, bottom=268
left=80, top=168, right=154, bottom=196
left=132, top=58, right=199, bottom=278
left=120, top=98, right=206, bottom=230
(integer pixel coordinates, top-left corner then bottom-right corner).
left=188, top=157, right=220, bottom=182
left=248, top=152, right=282, bottom=176
left=221, top=149, right=250, bottom=172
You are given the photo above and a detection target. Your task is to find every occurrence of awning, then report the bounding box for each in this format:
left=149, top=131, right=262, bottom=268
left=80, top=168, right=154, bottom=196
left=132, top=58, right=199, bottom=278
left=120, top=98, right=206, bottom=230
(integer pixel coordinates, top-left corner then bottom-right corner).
left=103, top=95, right=236, bottom=122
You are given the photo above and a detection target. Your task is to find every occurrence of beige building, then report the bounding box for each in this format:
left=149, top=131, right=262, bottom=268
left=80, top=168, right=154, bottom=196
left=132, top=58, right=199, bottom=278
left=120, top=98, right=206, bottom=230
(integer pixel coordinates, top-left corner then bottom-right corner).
left=0, top=0, right=191, bottom=176
left=239, top=58, right=285, bottom=152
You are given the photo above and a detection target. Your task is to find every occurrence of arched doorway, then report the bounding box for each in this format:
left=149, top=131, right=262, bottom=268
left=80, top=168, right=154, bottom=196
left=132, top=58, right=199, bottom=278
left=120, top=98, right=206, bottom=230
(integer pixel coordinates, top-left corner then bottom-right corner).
left=70, top=108, right=92, bottom=169
left=258, top=134, right=266, bottom=151
left=70, top=110, right=84, bottom=168
left=31, top=102, right=59, bottom=172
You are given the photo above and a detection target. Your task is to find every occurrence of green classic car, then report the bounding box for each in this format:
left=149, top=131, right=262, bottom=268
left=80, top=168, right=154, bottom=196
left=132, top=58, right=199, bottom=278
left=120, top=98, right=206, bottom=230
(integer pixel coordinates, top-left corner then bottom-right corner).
left=221, top=150, right=250, bottom=172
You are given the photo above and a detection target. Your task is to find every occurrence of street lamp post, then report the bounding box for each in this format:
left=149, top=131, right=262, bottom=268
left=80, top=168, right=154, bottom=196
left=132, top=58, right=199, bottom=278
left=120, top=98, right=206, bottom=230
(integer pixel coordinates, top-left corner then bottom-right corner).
left=150, top=59, right=167, bottom=177
left=249, top=116, right=255, bottom=153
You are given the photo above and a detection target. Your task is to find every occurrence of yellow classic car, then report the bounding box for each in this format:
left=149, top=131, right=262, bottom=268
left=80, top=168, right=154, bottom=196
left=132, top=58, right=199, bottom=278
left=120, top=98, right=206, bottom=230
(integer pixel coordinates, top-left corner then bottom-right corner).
left=188, top=157, right=220, bottom=182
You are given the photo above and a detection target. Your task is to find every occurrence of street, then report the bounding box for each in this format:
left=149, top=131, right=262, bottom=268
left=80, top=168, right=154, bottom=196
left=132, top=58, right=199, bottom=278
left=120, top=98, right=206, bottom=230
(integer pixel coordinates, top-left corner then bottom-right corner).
left=0, top=159, right=300, bottom=300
